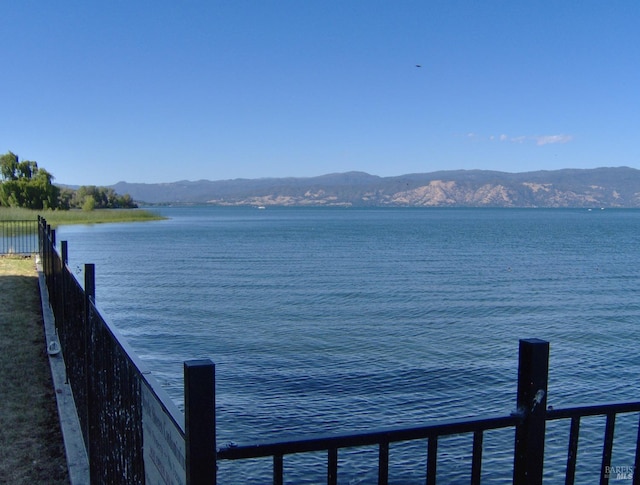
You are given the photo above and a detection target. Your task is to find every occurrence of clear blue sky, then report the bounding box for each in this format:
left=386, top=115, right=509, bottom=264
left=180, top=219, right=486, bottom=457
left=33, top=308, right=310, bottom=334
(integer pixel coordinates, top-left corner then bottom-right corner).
left=2, top=1, right=639, bottom=186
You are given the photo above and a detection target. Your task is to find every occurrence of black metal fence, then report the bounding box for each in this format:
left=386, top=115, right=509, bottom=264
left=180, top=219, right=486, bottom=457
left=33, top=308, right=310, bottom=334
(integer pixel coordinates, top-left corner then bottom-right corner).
left=37, top=216, right=640, bottom=484
left=216, top=340, right=640, bottom=485
left=0, top=219, right=38, bottom=254
left=39, top=217, right=215, bottom=485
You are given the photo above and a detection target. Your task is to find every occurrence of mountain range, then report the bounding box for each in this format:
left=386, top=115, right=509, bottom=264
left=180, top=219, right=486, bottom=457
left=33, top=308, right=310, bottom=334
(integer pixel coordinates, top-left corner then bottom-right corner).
left=109, top=167, right=640, bottom=208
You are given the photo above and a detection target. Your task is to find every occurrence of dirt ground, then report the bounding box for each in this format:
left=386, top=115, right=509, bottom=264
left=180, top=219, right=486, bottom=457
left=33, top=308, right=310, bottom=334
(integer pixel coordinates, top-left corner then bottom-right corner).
left=0, top=255, right=69, bottom=484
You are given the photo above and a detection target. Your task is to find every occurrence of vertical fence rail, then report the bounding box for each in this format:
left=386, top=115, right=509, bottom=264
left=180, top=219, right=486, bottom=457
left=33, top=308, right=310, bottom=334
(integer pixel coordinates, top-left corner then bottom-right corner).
left=84, top=264, right=96, bottom=480
left=327, top=447, right=338, bottom=485
left=471, top=430, right=483, bottom=484
left=378, top=440, right=389, bottom=485
left=600, top=413, right=616, bottom=485
left=565, top=416, right=580, bottom=485
left=426, top=436, right=437, bottom=484
left=635, top=416, right=640, bottom=485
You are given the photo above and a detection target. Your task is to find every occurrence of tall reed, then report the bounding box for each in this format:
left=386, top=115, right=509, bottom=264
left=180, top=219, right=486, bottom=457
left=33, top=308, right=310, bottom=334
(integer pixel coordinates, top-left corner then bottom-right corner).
left=0, top=207, right=164, bottom=226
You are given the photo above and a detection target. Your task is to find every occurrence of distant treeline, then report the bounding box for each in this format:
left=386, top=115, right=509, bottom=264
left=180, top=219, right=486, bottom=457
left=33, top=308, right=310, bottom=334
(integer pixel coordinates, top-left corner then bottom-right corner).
left=0, top=151, right=136, bottom=211
left=58, top=185, right=137, bottom=210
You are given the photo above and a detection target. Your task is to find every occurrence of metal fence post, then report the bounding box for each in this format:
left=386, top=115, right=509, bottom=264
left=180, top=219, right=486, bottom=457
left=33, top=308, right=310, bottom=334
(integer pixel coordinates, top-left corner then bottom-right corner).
left=185, top=359, right=216, bottom=485
left=84, top=264, right=95, bottom=302
left=84, top=263, right=95, bottom=478
left=59, top=241, right=68, bottom=334
left=37, top=217, right=43, bottom=260
left=38, top=218, right=45, bottom=268
left=45, top=224, right=53, bottom=289
left=513, top=338, right=550, bottom=484
left=61, top=240, right=68, bottom=265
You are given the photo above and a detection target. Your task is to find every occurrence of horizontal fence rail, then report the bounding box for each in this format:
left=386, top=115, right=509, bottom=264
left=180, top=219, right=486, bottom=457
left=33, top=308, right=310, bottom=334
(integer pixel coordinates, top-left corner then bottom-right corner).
left=217, top=413, right=523, bottom=460
left=0, top=219, right=38, bottom=254
left=36, top=216, right=640, bottom=484
left=218, top=413, right=524, bottom=485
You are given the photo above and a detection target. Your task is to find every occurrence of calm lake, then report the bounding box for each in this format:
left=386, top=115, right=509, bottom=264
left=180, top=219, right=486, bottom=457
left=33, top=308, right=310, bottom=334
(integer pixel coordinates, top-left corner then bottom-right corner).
left=56, top=207, right=640, bottom=484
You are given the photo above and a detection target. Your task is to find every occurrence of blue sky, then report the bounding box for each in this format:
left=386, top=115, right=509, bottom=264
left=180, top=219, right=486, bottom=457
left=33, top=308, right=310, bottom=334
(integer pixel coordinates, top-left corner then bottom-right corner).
left=2, top=1, right=639, bottom=186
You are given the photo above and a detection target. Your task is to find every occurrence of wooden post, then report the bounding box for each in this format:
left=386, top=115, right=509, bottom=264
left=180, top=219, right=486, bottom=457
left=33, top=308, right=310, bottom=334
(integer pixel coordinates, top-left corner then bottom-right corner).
left=185, top=359, right=216, bottom=485
left=513, top=338, right=549, bottom=484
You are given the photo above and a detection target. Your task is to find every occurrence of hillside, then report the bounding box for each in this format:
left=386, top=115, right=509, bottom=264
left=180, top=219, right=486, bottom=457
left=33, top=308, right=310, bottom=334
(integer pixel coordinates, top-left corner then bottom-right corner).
left=110, top=167, right=640, bottom=208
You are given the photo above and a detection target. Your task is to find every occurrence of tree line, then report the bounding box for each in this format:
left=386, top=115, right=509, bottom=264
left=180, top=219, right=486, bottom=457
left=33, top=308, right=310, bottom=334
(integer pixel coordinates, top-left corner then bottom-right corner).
left=0, top=151, right=137, bottom=210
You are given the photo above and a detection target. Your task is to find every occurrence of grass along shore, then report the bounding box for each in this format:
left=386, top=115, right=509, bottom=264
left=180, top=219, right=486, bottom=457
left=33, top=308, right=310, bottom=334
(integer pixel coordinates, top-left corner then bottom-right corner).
left=0, top=255, right=69, bottom=483
left=0, top=206, right=165, bottom=226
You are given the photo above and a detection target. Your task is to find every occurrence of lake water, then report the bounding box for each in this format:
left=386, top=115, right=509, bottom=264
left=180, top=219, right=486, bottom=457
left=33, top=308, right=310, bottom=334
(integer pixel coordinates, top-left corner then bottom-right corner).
left=56, top=207, right=640, bottom=484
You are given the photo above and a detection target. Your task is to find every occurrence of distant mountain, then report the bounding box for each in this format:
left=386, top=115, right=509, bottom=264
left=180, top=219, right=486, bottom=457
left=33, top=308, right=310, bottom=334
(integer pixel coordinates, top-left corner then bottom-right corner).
left=110, top=167, right=640, bottom=208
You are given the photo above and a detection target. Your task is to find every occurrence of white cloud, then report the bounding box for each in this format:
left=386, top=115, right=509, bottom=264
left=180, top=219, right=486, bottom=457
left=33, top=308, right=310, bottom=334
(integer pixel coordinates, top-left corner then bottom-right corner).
left=534, top=134, right=573, bottom=146
left=469, top=133, right=574, bottom=146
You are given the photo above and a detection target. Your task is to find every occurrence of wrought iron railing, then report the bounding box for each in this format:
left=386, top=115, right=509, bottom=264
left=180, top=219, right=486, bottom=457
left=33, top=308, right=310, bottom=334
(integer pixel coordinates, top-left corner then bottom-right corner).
left=38, top=217, right=214, bottom=485
left=216, top=340, right=640, bottom=485
left=0, top=219, right=38, bottom=254
left=215, top=400, right=640, bottom=485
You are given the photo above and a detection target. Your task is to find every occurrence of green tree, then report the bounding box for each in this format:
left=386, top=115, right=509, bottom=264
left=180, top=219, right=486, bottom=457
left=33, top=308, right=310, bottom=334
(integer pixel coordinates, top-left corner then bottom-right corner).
left=57, top=187, right=74, bottom=210
left=31, top=168, right=59, bottom=209
left=118, top=193, right=135, bottom=208
left=1, top=151, right=137, bottom=210
left=0, top=151, right=60, bottom=209
left=0, top=151, right=19, bottom=180
left=82, top=195, right=96, bottom=212
left=70, top=185, right=137, bottom=209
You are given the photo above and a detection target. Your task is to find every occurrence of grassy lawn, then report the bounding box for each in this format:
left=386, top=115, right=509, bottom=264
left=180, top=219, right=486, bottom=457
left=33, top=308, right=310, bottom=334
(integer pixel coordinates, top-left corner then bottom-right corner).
left=0, top=206, right=165, bottom=227
left=0, top=255, right=69, bottom=484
